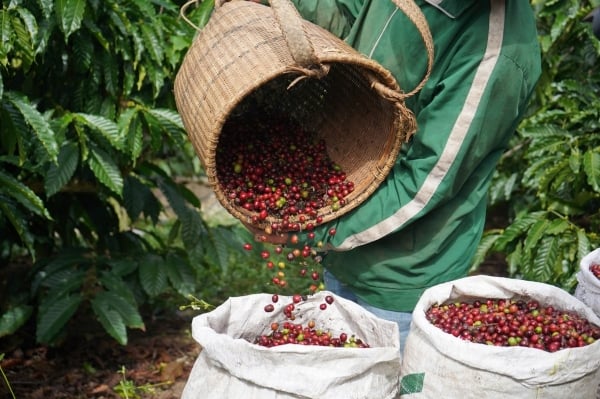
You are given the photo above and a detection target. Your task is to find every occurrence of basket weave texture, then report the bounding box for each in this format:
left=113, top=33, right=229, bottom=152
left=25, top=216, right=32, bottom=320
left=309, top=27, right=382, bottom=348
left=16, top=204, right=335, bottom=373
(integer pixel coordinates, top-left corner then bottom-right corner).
left=174, top=0, right=431, bottom=230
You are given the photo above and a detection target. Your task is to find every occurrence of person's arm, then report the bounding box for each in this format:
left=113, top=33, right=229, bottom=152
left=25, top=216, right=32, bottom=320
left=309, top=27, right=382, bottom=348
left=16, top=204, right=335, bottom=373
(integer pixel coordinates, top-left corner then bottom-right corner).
left=312, top=50, right=540, bottom=252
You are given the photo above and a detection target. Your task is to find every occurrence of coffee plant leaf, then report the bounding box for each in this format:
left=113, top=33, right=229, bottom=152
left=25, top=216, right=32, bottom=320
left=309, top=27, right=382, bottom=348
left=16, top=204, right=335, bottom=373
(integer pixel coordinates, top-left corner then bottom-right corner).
left=165, top=251, right=196, bottom=297
left=530, top=235, right=561, bottom=283
left=15, top=7, right=37, bottom=47
left=123, top=175, right=152, bottom=221
left=41, top=269, right=86, bottom=300
left=0, top=10, right=12, bottom=60
left=494, top=211, right=547, bottom=251
left=138, top=254, right=168, bottom=297
left=44, top=141, right=79, bottom=197
left=99, top=270, right=138, bottom=305
left=93, top=290, right=145, bottom=331
left=0, top=305, right=33, bottom=338
left=0, top=199, right=35, bottom=255
left=0, top=168, right=51, bottom=219
left=36, top=293, right=83, bottom=344
left=75, top=113, right=124, bottom=152
left=118, top=108, right=143, bottom=162
left=144, top=108, right=184, bottom=137
left=583, top=149, right=600, bottom=192
left=90, top=296, right=128, bottom=345
left=469, top=231, right=503, bottom=273
left=523, top=218, right=551, bottom=253
left=576, top=228, right=592, bottom=261
left=139, top=24, right=164, bottom=64
left=54, top=0, right=86, bottom=40
left=87, top=146, right=124, bottom=197
left=9, top=12, right=35, bottom=69
left=37, top=0, right=53, bottom=19
left=5, top=92, right=59, bottom=162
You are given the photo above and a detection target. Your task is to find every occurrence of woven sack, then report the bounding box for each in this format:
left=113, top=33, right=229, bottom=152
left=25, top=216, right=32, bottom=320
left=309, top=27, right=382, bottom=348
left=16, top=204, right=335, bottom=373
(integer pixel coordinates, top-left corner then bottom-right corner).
left=174, top=0, right=433, bottom=231
left=181, top=291, right=402, bottom=399
left=399, top=275, right=600, bottom=398
left=575, top=247, right=600, bottom=317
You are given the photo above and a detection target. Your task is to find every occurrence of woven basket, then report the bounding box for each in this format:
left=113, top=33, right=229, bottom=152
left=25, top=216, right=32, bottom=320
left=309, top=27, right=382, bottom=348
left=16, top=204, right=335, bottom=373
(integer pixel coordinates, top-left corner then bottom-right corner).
left=174, top=0, right=433, bottom=231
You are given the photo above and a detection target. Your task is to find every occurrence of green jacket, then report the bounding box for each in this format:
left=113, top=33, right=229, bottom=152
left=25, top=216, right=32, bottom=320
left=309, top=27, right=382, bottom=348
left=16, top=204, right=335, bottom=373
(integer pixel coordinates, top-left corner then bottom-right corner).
left=290, top=0, right=542, bottom=312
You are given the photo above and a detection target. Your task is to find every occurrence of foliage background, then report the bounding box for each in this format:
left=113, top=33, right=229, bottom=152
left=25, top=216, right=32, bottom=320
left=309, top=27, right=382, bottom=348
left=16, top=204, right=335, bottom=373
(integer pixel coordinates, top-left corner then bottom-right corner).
left=0, top=0, right=599, bottom=347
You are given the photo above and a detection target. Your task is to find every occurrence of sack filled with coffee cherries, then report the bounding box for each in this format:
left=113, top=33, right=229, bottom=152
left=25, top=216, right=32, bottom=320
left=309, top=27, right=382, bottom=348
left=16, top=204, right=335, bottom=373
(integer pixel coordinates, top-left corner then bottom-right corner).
left=181, top=291, right=402, bottom=399
left=575, top=247, right=600, bottom=318
left=400, top=275, right=600, bottom=399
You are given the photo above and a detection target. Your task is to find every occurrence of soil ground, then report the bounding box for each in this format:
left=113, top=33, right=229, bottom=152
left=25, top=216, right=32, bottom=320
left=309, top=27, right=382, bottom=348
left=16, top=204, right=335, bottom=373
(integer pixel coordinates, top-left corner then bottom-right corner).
left=0, top=309, right=200, bottom=399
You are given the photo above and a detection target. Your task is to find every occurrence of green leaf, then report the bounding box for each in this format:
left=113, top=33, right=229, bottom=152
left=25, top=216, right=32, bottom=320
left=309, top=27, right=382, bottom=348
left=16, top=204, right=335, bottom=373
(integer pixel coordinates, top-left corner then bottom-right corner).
left=6, top=92, right=59, bottom=162
left=44, top=141, right=79, bottom=197
left=90, top=297, right=128, bottom=345
left=0, top=169, right=51, bottom=218
left=15, top=7, right=38, bottom=46
left=399, top=373, right=425, bottom=395
left=75, top=113, right=124, bottom=151
left=576, top=229, right=591, bottom=262
left=102, top=51, right=119, bottom=97
left=470, top=231, right=502, bottom=273
left=523, top=218, right=550, bottom=253
left=37, top=294, right=82, bottom=344
left=146, top=108, right=184, bottom=133
left=38, top=0, right=54, bottom=19
left=10, top=13, right=35, bottom=69
left=54, top=0, right=86, bottom=40
left=0, top=199, right=35, bottom=256
left=123, top=175, right=155, bottom=221
left=138, top=254, right=168, bottom=297
left=118, top=107, right=143, bottom=162
left=531, top=235, right=561, bottom=282
left=0, top=305, right=33, bottom=338
left=583, top=149, right=600, bottom=192
left=93, top=291, right=145, bottom=331
left=495, top=211, right=547, bottom=250
left=165, top=252, right=196, bottom=296
left=139, top=24, right=163, bottom=64
left=87, top=146, right=123, bottom=196
left=0, top=10, right=13, bottom=60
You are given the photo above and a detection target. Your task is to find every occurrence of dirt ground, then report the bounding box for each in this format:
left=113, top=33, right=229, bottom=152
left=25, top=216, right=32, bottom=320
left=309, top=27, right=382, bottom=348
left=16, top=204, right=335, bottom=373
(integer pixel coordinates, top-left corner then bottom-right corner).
left=0, top=309, right=201, bottom=399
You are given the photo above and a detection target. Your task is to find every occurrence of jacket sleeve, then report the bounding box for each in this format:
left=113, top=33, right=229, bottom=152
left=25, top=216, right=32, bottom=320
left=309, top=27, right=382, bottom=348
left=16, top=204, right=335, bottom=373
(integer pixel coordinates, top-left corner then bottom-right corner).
left=313, top=47, right=540, bottom=251
left=289, top=0, right=365, bottom=38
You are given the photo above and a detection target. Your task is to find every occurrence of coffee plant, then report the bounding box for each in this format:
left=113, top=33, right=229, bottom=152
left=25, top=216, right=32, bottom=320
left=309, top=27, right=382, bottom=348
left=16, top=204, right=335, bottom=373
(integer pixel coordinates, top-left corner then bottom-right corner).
left=471, top=0, right=600, bottom=291
left=0, top=0, right=253, bottom=346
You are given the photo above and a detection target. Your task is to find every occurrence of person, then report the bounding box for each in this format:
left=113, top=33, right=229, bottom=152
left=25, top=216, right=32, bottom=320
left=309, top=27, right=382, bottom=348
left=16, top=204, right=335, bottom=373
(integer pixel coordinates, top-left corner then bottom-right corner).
left=247, top=0, right=542, bottom=354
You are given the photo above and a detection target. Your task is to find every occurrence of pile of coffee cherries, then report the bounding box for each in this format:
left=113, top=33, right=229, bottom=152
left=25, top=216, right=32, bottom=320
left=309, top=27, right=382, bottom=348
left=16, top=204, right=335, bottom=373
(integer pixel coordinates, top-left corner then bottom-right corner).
left=590, top=263, right=600, bottom=279
left=426, top=298, right=600, bottom=352
left=216, top=114, right=354, bottom=233
left=253, top=293, right=370, bottom=348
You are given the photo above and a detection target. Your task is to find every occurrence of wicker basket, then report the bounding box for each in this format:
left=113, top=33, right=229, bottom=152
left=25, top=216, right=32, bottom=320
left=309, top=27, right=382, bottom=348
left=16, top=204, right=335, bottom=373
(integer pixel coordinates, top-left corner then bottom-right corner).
left=174, top=0, right=433, bottom=231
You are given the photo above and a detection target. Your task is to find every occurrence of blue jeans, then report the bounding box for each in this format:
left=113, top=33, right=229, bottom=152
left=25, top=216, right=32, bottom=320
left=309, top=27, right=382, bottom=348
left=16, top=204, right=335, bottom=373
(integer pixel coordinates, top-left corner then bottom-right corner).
left=323, top=270, right=412, bottom=355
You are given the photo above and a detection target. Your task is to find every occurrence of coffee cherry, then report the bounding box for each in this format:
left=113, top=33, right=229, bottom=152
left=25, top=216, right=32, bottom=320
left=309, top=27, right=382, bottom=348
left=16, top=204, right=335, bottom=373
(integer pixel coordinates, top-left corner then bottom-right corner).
left=253, top=320, right=370, bottom=348
left=216, top=115, right=355, bottom=233
left=590, top=263, right=600, bottom=279
left=425, top=297, right=600, bottom=352
left=264, top=304, right=275, bottom=312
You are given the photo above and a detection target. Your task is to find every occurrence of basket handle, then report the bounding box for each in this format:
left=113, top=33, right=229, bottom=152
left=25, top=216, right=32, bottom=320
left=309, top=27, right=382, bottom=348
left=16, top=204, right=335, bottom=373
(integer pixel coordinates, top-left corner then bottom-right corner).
left=208, top=0, right=323, bottom=72
left=390, top=0, right=434, bottom=99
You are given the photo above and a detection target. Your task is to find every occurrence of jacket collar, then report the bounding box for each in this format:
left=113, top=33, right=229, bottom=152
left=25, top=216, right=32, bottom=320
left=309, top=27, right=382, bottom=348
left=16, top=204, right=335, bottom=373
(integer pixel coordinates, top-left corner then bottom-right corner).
left=424, top=0, right=478, bottom=19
